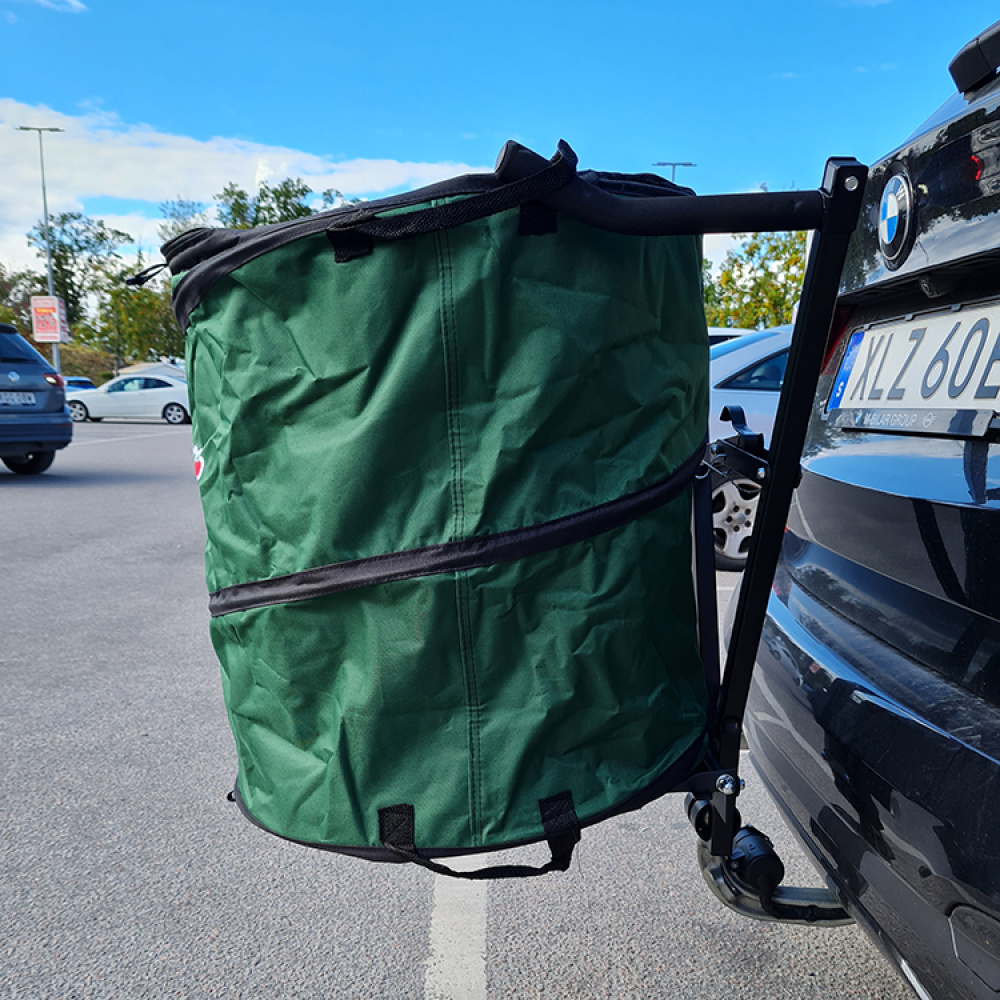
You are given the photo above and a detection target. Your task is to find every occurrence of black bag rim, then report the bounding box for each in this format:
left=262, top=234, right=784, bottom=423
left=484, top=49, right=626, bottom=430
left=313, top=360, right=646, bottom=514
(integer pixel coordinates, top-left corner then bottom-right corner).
left=225, top=725, right=708, bottom=863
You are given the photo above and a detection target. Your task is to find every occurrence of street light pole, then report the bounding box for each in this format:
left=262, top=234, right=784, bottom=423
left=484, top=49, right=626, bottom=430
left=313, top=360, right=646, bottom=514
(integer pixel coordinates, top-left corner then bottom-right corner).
left=653, top=160, right=696, bottom=183
left=18, top=125, right=64, bottom=372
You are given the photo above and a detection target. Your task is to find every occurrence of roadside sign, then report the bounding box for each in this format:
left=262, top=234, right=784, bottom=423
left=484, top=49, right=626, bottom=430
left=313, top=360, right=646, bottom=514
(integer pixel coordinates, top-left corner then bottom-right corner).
left=30, top=296, right=70, bottom=343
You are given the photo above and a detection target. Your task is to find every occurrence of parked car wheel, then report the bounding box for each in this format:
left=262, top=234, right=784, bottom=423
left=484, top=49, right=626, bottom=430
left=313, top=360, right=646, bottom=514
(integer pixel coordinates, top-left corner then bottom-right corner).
left=162, top=402, right=189, bottom=425
left=68, top=400, right=89, bottom=422
left=712, top=474, right=760, bottom=571
left=2, top=450, right=55, bottom=475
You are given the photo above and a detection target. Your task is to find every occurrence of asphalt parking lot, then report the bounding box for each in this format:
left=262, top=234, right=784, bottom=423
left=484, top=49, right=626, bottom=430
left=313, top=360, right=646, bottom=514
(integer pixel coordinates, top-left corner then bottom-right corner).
left=1, top=422, right=914, bottom=999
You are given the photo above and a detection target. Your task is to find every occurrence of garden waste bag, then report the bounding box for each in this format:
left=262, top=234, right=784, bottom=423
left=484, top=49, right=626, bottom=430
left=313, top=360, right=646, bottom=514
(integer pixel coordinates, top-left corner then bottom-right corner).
left=165, top=140, right=711, bottom=877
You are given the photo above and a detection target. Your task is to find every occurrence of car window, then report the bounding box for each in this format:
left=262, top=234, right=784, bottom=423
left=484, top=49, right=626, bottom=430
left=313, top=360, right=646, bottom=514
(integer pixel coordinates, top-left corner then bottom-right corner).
left=0, top=333, right=46, bottom=365
left=719, top=349, right=789, bottom=391
left=108, top=378, right=142, bottom=393
left=143, top=378, right=171, bottom=389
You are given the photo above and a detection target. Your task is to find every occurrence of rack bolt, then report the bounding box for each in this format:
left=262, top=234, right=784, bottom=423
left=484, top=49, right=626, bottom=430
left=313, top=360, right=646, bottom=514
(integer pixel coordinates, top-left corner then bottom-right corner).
left=716, top=774, right=739, bottom=796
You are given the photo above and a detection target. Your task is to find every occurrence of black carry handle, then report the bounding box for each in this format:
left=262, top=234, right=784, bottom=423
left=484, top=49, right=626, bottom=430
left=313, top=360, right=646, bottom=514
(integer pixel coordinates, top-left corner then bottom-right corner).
left=496, top=142, right=828, bottom=236
left=326, top=141, right=579, bottom=254
left=378, top=793, right=580, bottom=881
left=328, top=138, right=828, bottom=252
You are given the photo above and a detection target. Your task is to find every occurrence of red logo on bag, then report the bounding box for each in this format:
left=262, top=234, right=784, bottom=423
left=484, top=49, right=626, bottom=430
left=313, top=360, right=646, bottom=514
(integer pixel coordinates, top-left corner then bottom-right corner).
left=193, top=444, right=205, bottom=481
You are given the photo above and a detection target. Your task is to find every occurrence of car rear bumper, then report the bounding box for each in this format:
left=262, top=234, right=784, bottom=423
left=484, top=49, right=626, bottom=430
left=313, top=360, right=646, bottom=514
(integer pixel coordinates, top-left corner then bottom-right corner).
left=0, top=411, right=73, bottom=455
left=747, top=579, right=1000, bottom=1000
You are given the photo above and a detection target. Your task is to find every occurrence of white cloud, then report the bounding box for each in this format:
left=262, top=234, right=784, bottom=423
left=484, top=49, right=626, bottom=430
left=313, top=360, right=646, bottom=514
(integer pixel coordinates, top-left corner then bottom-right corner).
left=2, top=99, right=489, bottom=269
left=704, top=233, right=737, bottom=274
left=30, top=0, right=86, bottom=10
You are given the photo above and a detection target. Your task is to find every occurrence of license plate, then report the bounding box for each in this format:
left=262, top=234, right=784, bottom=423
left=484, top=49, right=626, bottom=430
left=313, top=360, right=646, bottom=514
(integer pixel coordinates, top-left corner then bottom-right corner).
left=827, top=303, right=1000, bottom=437
left=0, top=391, right=36, bottom=407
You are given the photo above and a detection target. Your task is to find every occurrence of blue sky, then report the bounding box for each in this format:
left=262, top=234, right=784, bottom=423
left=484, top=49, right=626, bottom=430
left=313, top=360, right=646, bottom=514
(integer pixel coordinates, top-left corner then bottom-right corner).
left=2, top=0, right=999, bottom=270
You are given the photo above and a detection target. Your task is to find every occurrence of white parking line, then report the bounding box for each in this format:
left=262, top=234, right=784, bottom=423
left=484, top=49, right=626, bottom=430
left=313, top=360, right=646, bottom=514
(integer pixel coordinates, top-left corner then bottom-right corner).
left=69, top=429, right=185, bottom=447
left=422, top=578, right=738, bottom=998
left=424, top=865, right=488, bottom=1000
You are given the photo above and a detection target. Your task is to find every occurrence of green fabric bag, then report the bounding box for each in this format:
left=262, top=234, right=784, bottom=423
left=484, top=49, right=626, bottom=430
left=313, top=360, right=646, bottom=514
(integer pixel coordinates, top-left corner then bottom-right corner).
left=167, top=141, right=711, bottom=875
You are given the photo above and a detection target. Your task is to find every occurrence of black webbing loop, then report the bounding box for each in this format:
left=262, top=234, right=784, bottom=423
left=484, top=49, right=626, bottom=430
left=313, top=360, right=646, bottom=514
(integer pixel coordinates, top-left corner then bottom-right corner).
left=329, top=229, right=375, bottom=263
left=378, top=791, right=580, bottom=880
left=326, top=141, right=578, bottom=259
left=518, top=201, right=558, bottom=236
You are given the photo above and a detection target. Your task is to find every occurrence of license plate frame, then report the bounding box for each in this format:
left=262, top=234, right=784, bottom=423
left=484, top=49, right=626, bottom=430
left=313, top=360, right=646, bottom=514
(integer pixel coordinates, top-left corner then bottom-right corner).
left=827, top=302, right=1000, bottom=437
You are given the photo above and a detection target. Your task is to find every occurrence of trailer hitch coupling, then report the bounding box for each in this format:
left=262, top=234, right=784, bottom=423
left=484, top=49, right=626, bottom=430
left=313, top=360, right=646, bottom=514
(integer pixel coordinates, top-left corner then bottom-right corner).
left=686, top=796, right=853, bottom=927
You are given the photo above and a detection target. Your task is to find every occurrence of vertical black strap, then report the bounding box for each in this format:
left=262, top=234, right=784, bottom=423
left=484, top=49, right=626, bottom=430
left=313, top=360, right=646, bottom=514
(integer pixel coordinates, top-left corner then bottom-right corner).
left=378, top=792, right=580, bottom=880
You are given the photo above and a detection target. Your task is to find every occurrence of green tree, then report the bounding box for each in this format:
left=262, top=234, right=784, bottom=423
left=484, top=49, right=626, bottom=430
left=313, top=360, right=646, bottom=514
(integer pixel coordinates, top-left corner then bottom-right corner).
left=701, top=258, right=720, bottom=321
left=704, top=231, right=806, bottom=329
left=157, top=198, right=211, bottom=244
left=26, top=212, right=134, bottom=326
left=319, top=187, right=363, bottom=209
left=83, top=255, right=183, bottom=371
left=215, top=177, right=314, bottom=229
left=100, top=279, right=183, bottom=369
left=0, top=262, right=46, bottom=331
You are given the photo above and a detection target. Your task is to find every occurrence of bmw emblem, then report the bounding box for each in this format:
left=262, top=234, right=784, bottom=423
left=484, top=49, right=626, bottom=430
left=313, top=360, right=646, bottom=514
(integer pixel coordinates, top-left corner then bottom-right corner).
left=878, top=167, right=914, bottom=269
left=7, top=371, right=19, bottom=383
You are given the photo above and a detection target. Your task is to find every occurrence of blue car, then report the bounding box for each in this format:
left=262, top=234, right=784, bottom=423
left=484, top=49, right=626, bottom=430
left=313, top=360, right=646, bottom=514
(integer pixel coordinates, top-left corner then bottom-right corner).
left=740, top=19, right=1000, bottom=1000
left=0, top=323, right=72, bottom=474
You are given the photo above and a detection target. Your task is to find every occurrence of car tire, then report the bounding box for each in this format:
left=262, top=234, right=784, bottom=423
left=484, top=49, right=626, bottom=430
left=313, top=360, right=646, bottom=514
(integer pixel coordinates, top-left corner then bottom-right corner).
left=712, top=474, right=761, bottom=571
left=162, top=402, right=189, bottom=425
left=68, top=400, right=89, bottom=422
left=2, top=450, right=55, bottom=475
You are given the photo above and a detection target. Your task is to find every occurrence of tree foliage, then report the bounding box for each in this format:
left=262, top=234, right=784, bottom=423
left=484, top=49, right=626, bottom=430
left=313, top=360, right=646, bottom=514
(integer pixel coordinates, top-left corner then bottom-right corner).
left=2, top=175, right=365, bottom=375
left=215, top=177, right=315, bottom=229
left=26, top=212, right=134, bottom=327
left=97, top=269, right=183, bottom=370
left=704, top=230, right=806, bottom=329
left=0, top=263, right=46, bottom=331
left=213, top=178, right=363, bottom=230
left=158, top=198, right=211, bottom=244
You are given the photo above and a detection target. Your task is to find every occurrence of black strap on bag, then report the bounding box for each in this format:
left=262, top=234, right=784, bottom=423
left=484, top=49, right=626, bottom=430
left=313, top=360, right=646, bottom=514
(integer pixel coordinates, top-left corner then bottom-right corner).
left=326, top=141, right=580, bottom=261
left=378, top=792, right=580, bottom=881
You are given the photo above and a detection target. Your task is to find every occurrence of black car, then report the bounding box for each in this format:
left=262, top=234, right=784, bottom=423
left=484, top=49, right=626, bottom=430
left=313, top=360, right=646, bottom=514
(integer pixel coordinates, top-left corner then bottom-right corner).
left=740, top=20, right=1000, bottom=1000
left=0, top=323, right=72, bottom=474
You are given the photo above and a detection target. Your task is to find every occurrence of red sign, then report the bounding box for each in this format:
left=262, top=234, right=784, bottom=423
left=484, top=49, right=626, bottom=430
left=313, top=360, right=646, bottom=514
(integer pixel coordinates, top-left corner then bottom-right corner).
left=30, top=296, right=70, bottom=343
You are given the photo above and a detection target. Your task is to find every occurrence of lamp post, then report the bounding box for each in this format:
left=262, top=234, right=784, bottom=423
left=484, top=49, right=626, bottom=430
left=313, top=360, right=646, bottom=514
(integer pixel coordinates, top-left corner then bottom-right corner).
left=653, top=160, right=696, bottom=183
left=18, top=125, right=64, bottom=372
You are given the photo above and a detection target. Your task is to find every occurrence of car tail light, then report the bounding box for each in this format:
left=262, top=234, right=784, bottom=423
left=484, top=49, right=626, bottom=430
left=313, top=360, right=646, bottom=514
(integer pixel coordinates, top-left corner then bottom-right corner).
left=44, top=373, right=65, bottom=389
left=821, top=305, right=855, bottom=374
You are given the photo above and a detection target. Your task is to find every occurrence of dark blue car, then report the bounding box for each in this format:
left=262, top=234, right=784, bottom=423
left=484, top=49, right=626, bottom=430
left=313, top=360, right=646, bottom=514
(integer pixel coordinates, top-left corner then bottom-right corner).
left=742, top=19, right=1000, bottom=1000
left=0, top=323, right=72, bottom=474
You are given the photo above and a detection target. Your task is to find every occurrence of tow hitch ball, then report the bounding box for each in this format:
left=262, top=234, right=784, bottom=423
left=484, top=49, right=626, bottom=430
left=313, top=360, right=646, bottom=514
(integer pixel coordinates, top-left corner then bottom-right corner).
left=685, top=793, right=853, bottom=927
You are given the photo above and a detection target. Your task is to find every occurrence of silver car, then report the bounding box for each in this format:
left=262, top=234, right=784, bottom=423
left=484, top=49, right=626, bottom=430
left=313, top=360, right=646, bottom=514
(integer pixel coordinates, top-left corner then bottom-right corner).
left=707, top=325, right=791, bottom=569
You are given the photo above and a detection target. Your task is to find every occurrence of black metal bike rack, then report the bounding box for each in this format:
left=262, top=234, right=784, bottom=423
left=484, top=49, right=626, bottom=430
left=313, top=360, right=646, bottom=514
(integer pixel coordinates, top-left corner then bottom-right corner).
left=506, top=149, right=868, bottom=866
left=666, top=158, right=867, bottom=865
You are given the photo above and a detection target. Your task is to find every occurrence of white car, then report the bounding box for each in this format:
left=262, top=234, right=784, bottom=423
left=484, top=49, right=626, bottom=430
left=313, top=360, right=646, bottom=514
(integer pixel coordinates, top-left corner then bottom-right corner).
left=66, top=373, right=190, bottom=425
left=707, top=325, right=792, bottom=570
